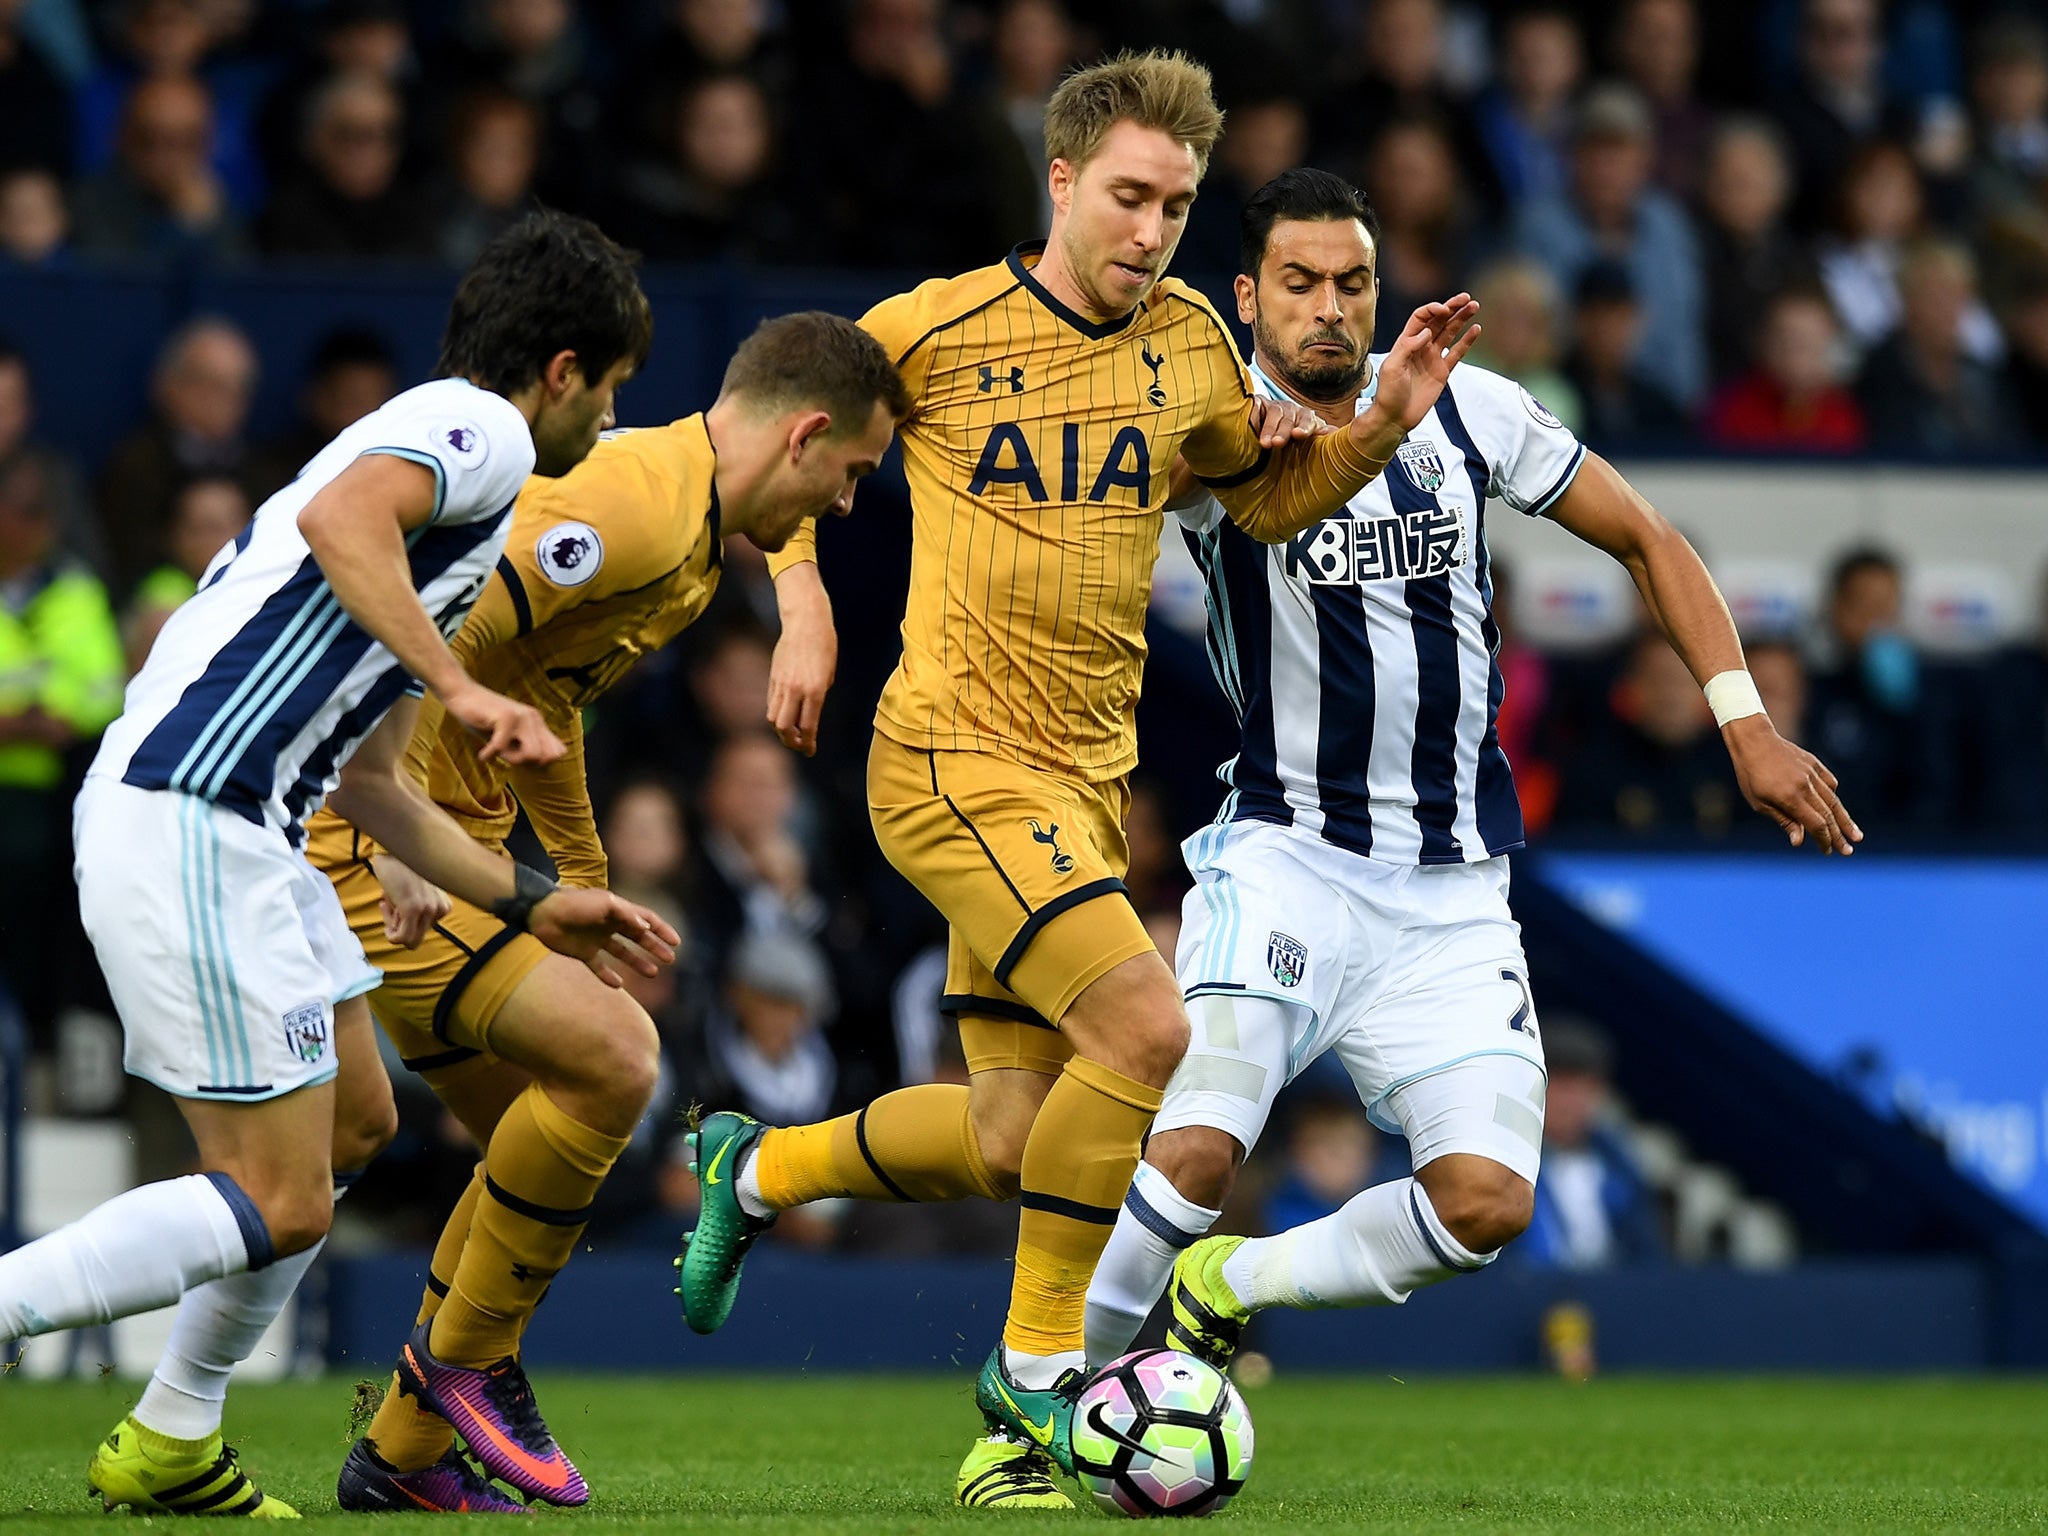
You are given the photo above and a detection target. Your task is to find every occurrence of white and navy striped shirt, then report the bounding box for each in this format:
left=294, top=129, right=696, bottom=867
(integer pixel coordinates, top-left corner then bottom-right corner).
left=1178, top=357, right=1585, bottom=865
left=92, top=378, right=533, bottom=844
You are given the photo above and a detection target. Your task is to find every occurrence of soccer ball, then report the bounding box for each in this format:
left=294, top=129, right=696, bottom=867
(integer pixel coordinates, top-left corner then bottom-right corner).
left=1069, top=1349, right=1254, bottom=1518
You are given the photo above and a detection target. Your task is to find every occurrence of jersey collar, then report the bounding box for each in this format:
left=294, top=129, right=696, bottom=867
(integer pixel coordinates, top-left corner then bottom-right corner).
left=1247, top=353, right=1380, bottom=414
left=1006, top=242, right=1138, bottom=341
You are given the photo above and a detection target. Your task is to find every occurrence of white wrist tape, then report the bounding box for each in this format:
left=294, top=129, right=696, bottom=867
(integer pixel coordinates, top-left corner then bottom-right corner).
left=1703, top=669, right=1766, bottom=728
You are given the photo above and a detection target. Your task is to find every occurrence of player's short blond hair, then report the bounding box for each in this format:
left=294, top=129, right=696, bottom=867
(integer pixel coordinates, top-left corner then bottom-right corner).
left=1044, top=50, right=1223, bottom=179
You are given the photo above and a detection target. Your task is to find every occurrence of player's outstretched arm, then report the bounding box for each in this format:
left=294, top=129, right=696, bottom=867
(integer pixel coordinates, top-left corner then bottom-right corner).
left=1549, top=452, right=1863, bottom=855
left=1210, top=295, right=1482, bottom=543
left=767, top=558, right=836, bottom=758
left=330, top=700, right=680, bottom=983
left=297, top=453, right=564, bottom=767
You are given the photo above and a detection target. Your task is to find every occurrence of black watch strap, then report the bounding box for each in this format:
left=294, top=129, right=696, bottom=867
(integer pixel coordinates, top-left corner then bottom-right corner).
left=491, top=863, right=558, bottom=933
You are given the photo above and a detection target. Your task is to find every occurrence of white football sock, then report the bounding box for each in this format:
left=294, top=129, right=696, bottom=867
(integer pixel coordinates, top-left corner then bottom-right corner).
left=0, top=1173, right=267, bottom=1340
left=1222, top=1178, right=1493, bottom=1311
left=1002, top=1346, right=1087, bottom=1391
left=132, top=1168, right=360, bottom=1441
left=733, top=1142, right=774, bottom=1220
left=1084, top=1161, right=1222, bottom=1365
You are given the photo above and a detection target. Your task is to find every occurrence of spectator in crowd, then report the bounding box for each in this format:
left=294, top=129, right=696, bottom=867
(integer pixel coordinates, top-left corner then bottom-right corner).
left=74, top=0, right=266, bottom=216
left=981, top=0, right=1078, bottom=241
left=257, top=0, right=421, bottom=185
left=0, top=451, right=125, bottom=1036
left=98, top=316, right=260, bottom=599
left=693, top=731, right=826, bottom=958
left=71, top=75, right=251, bottom=260
left=1856, top=239, right=2023, bottom=455
left=1474, top=5, right=1584, bottom=207
left=1553, top=632, right=1741, bottom=837
left=1562, top=259, right=1689, bottom=453
left=789, top=0, right=1007, bottom=270
left=618, top=0, right=787, bottom=163
left=1704, top=286, right=1868, bottom=453
left=696, top=926, right=840, bottom=1127
left=1807, top=546, right=1927, bottom=826
left=441, top=0, right=608, bottom=214
left=1362, top=112, right=1487, bottom=352
left=0, top=343, right=96, bottom=574
left=1774, top=0, right=1921, bottom=232
left=687, top=618, right=776, bottom=750
left=1513, top=82, right=1707, bottom=408
left=1179, top=92, right=1309, bottom=278
left=1261, top=1094, right=1385, bottom=1234
left=1514, top=1019, right=1664, bottom=1269
left=0, top=0, right=73, bottom=177
left=2003, top=266, right=2048, bottom=446
left=1746, top=636, right=1811, bottom=746
left=260, top=71, right=435, bottom=257
left=122, top=471, right=249, bottom=671
left=1964, top=12, right=2048, bottom=235
left=1814, top=140, right=2001, bottom=362
left=611, top=71, right=800, bottom=264
left=249, top=325, right=397, bottom=497
left=603, top=776, right=692, bottom=917
left=0, top=167, right=68, bottom=266
left=1468, top=256, right=1582, bottom=431
left=1312, top=0, right=1493, bottom=207
left=1489, top=560, right=1559, bottom=833
left=435, top=87, right=541, bottom=267
left=1610, top=0, right=1709, bottom=203
left=1697, top=116, right=1810, bottom=388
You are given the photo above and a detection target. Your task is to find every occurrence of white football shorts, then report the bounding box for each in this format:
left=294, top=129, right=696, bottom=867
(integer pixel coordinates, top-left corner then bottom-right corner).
left=1160, top=818, right=1547, bottom=1181
left=74, top=775, right=381, bottom=1101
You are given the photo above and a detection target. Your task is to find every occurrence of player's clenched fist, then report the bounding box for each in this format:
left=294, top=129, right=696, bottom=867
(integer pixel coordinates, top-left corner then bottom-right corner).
left=1722, top=715, right=1864, bottom=855
left=529, top=888, right=681, bottom=987
left=444, top=678, right=565, bottom=765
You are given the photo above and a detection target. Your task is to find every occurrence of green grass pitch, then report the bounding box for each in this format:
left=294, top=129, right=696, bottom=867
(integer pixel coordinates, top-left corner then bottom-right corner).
left=0, top=1373, right=2044, bottom=1531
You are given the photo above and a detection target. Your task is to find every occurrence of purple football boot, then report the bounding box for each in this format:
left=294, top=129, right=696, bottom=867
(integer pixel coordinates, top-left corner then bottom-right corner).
left=395, top=1321, right=589, bottom=1506
left=335, top=1439, right=530, bottom=1514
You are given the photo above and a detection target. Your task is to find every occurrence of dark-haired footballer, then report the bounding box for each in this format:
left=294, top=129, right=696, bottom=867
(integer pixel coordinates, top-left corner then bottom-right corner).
left=9, top=210, right=677, bottom=1520
left=1081, top=168, right=1861, bottom=1368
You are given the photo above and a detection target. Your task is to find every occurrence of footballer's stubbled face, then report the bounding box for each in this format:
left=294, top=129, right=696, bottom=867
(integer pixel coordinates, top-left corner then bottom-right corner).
left=1239, top=217, right=1378, bottom=403
left=533, top=356, right=635, bottom=477
left=1052, top=120, right=1200, bottom=319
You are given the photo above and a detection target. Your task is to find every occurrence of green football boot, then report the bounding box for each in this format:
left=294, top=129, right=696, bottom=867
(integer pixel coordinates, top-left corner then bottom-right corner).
left=954, top=1434, right=1074, bottom=1510
left=1165, top=1234, right=1253, bottom=1370
left=973, top=1346, right=1086, bottom=1477
left=87, top=1416, right=299, bottom=1517
left=675, top=1109, right=775, bottom=1334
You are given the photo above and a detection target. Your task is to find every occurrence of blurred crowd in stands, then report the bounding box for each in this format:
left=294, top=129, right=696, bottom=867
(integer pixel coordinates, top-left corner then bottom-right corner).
left=10, top=0, right=2048, bottom=455
left=5, top=0, right=2048, bottom=1267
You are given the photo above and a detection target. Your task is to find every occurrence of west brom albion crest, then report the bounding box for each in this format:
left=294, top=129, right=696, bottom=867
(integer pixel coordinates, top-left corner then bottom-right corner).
left=1397, top=439, right=1446, bottom=492
left=1267, top=931, right=1308, bottom=988
left=283, top=1003, right=328, bottom=1064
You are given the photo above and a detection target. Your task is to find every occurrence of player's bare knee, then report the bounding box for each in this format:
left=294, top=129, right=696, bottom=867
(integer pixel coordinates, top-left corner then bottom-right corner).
left=246, top=1172, right=336, bottom=1258
left=1146, top=1127, right=1242, bottom=1212
left=1422, top=1159, right=1533, bottom=1254
left=969, top=1096, right=1033, bottom=1186
left=333, top=1083, right=399, bottom=1173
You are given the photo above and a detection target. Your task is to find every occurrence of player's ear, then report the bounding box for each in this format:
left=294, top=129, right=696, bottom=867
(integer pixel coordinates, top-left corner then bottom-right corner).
left=541, top=349, right=581, bottom=399
left=1234, top=273, right=1256, bottom=325
left=786, top=410, right=833, bottom=460
left=1048, top=157, right=1074, bottom=217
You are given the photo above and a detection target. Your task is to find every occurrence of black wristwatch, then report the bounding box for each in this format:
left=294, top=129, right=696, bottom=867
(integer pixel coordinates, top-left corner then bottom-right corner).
left=491, top=863, right=559, bottom=933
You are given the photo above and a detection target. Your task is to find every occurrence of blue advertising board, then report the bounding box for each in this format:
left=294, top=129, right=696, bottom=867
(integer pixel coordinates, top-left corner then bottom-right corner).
left=1538, top=855, right=2048, bottom=1231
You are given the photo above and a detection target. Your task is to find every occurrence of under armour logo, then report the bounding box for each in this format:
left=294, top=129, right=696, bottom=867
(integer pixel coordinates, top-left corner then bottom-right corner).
left=1027, top=818, right=1075, bottom=876
left=1140, top=342, right=1167, bottom=407
left=510, top=1262, right=559, bottom=1284
left=979, top=365, right=1025, bottom=393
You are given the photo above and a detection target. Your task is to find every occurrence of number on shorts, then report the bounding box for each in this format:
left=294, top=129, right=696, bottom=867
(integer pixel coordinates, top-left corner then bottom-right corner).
left=1500, top=968, right=1535, bottom=1035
